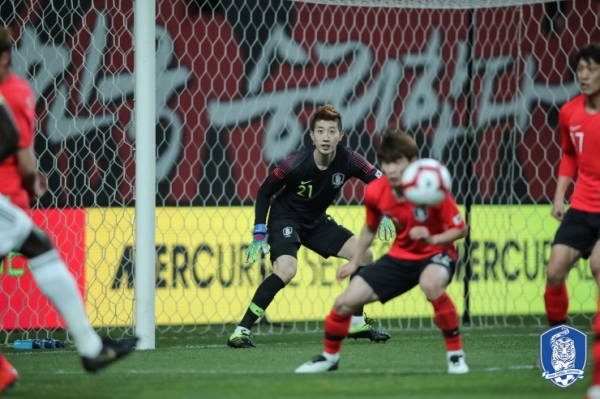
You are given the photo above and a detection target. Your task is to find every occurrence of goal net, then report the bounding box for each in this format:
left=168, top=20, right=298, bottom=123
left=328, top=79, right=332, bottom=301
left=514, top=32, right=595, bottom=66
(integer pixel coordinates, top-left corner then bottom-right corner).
left=0, top=0, right=596, bottom=340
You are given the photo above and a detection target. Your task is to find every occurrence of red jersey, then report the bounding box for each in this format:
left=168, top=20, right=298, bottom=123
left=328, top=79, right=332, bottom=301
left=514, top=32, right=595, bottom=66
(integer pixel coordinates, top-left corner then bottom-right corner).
left=558, top=95, right=600, bottom=212
left=364, top=176, right=466, bottom=261
left=0, top=74, right=36, bottom=211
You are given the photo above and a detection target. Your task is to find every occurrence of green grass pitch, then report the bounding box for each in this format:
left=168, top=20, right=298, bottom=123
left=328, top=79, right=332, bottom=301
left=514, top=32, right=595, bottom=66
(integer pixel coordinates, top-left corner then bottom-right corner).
left=1, top=324, right=590, bottom=399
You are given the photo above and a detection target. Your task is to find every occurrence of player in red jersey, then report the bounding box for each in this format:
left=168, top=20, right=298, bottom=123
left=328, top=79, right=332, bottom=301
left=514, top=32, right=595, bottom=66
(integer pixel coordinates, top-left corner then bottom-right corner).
left=542, top=43, right=600, bottom=399
left=0, top=26, right=45, bottom=211
left=295, top=127, right=469, bottom=374
left=0, top=90, right=138, bottom=393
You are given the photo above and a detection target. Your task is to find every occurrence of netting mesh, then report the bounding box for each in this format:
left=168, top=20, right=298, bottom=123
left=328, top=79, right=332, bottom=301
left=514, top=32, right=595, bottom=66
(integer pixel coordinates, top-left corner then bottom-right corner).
left=0, top=0, right=597, bottom=340
left=290, top=0, right=556, bottom=9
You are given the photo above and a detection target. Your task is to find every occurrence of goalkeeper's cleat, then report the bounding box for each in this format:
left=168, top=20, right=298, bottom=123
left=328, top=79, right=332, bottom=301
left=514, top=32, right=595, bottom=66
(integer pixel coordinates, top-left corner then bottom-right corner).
left=587, top=385, right=600, bottom=399
left=295, top=355, right=339, bottom=373
left=81, top=336, right=139, bottom=373
left=0, top=355, right=18, bottom=395
left=447, top=350, right=469, bottom=374
left=227, top=330, right=257, bottom=349
left=347, top=316, right=391, bottom=342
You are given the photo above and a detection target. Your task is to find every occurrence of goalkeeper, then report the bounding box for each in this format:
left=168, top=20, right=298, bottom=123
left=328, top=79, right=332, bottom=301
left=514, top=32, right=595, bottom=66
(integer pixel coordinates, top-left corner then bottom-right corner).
left=227, top=104, right=394, bottom=348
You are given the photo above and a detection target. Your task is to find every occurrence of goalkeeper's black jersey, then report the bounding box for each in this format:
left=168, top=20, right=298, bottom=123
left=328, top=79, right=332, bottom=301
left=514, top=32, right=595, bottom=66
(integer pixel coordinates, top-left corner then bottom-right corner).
left=254, top=145, right=381, bottom=228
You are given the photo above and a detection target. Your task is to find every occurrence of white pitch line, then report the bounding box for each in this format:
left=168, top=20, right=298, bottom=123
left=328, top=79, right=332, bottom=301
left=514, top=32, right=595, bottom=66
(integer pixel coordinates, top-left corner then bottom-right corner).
left=46, top=364, right=535, bottom=375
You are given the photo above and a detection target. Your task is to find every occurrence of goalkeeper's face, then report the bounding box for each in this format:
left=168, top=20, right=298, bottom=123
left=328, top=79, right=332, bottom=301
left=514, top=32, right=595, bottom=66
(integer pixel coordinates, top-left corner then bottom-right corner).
left=577, top=58, right=600, bottom=98
left=310, top=120, right=344, bottom=156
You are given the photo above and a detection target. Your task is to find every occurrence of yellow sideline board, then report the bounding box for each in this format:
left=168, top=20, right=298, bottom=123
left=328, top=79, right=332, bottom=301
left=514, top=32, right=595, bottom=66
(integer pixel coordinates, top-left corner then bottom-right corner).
left=85, top=206, right=597, bottom=327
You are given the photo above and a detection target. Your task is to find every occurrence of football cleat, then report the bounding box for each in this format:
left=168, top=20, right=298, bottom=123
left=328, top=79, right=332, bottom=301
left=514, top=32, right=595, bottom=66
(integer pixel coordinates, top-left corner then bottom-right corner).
left=295, top=355, right=339, bottom=373
left=347, top=316, right=391, bottom=342
left=447, top=350, right=469, bottom=374
left=227, top=330, right=257, bottom=349
left=82, top=336, right=139, bottom=373
left=0, top=355, right=18, bottom=395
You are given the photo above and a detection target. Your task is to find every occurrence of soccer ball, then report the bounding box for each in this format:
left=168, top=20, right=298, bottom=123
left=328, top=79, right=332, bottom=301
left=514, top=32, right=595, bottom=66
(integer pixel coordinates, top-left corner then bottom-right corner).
left=401, top=158, right=452, bottom=206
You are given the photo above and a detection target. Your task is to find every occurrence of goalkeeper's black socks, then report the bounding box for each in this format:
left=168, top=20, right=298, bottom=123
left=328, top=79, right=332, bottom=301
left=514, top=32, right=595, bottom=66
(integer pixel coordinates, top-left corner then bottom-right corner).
left=239, top=274, right=286, bottom=329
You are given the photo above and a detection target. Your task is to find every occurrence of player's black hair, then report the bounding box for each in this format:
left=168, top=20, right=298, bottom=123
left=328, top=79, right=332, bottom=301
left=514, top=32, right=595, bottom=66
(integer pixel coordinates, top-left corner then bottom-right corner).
left=376, top=125, right=418, bottom=163
left=0, top=26, right=11, bottom=56
left=310, top=104, right=342, bottom=131
left=576, top=42, right=600, bottom=65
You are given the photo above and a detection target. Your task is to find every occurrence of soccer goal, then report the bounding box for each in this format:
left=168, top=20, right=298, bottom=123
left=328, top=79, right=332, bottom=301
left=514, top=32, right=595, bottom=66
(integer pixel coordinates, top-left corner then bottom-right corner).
left=0, top=0, right=596, bottom=345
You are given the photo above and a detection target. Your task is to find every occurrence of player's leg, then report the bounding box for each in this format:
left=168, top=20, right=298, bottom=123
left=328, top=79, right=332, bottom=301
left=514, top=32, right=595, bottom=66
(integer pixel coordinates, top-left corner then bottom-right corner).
left=0, top=197, right=137, bottom=372
left=18, top=229, right=138, bottom=372
left=296, top=255, right=414, bottom=373
left=0, top=352, right=18, bottom=395
left=295, top=275, right=379, bottom=373
left=419, top=254, right=468, bottom=374
left=546, top=209, right=592, bottom=327
left=228, top=223, right=300, bottom=348
left=586, top=238, right=600, bottom=399
left=309, top=217, right=391, bottom=342
left=544, top=244, right=579, bottom=325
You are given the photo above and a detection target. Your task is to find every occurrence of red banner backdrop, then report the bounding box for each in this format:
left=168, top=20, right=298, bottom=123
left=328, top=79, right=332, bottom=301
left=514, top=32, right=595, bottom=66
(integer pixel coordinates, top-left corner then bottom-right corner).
left=6, top=1, right=594, bottom=207
left=0, top=209, right=85, bottom=330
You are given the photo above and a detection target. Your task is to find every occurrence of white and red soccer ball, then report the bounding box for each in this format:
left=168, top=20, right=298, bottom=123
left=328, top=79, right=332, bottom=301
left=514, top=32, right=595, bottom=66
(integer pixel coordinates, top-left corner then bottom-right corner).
left=401, top=158, right=452, bottom=206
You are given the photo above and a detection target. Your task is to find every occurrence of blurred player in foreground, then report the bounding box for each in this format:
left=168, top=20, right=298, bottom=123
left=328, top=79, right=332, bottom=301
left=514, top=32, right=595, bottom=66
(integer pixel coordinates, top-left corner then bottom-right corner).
left=295, top=128, right=469, bottom=374
left=0, top=25, right=43, bottom=211
left=0, top=92, right=138, bottom=395
left=539, top=43, right=600, bottom=399
left=228, top=104, right=394, bottom=348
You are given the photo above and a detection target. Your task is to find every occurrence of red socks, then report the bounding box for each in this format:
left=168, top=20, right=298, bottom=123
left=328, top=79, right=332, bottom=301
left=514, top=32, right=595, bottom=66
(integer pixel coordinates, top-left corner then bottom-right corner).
left=430, top=293, right=462, bottom=352
left=544, top=284, right=568, bottom=326
left=324, top=309, right=352, bottom=354
left=593, top=300, right=600, bottom=385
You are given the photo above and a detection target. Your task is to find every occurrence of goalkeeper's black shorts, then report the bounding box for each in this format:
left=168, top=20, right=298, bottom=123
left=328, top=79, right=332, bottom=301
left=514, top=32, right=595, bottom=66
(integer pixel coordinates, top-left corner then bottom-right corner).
left=267, top=215, right=353, bottom=262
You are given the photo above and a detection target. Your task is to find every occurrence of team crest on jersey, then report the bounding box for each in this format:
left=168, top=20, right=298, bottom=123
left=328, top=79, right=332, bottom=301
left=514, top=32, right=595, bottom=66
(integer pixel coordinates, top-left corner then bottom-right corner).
left=540, top=325, right=586, bottom=388
left=413, top=206, right=428, bottom=222
left=282, top=227, right=293, bottom=238
left=332, top=173, right=345, bottom=188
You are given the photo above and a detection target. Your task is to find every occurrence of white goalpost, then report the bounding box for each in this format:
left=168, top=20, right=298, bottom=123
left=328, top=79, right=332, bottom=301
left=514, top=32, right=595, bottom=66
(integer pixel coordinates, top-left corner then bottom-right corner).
left=0, top=0, right=596, bottom=344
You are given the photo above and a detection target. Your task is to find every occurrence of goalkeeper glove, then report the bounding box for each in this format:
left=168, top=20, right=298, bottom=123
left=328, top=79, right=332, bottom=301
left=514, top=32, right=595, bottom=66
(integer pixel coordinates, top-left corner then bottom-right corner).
left=243, top=224, right=270, bottom=263
left=376, top=216, right=395, bottom=241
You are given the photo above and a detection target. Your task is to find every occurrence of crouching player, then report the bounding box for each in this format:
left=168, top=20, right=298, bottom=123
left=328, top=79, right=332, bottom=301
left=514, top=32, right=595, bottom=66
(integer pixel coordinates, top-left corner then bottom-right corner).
left=295, top=128, right=469, bottom=374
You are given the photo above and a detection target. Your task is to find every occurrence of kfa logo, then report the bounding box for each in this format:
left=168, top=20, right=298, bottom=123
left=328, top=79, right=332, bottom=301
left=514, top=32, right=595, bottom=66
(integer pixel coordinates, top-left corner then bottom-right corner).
left=332, top=173, right=345, bottom=188
left=413, top=206, right=428, bottom=222
left=540, top=325, right=586, bottom=388
left=282, top=227, right=293, bottom=238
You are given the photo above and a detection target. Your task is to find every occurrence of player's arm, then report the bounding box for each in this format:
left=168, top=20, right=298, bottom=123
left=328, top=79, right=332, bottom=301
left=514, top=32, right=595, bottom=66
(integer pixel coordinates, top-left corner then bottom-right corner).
left=348, top=150, right=395, bottom=240
left=553, top=109, right=577, bottom=220
left=0, top=94, right=20, bottom=163
left=409, top=195, right=467, bottom=245
left=16, top=148, right=39, bottom=196
left=348, top=149, right=382, bottom=183
left=253, top=163, right=290, bottom=225
left=338, top=189, right=380, bottom=280
left=244, top=160, right=292, bottom=263
left=10, top=90, right=45, bottom=200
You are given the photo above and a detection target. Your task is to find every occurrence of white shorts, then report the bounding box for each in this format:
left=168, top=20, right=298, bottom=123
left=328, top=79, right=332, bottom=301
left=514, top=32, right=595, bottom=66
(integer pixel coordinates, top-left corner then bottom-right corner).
left=0, top=195, right=33, bottom=256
